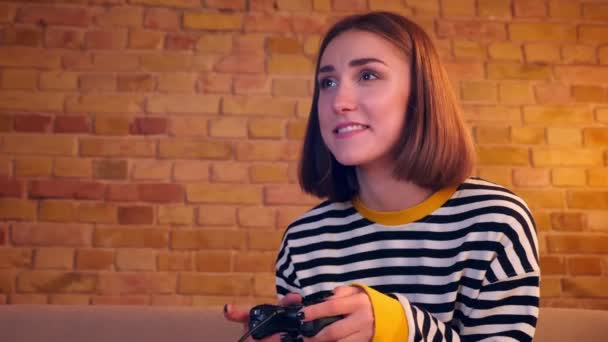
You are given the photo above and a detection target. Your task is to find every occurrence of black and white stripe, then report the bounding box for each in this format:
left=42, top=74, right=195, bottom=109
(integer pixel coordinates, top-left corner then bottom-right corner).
left=275, top=178, right=540, bottom=341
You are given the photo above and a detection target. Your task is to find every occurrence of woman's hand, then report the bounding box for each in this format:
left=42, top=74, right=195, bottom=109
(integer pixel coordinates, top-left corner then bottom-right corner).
left=301, top=286, right=374, bottom=342
left=224, top=293, right=303, bottom=341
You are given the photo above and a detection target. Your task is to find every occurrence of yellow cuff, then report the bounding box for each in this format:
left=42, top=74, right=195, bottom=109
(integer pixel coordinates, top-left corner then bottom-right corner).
left=352, top=284, right=408, bottom=342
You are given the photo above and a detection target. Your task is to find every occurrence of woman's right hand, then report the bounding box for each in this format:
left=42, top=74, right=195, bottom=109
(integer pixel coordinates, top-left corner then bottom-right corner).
left=224, top=293, right=303, bottom=341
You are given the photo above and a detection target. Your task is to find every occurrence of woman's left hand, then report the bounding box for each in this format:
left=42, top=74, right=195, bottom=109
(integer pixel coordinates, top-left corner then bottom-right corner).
left=300, top=286, right=374, bottom=342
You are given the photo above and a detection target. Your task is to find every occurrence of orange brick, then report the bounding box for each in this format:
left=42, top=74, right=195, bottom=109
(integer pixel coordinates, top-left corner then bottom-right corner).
left=264, top=184, right=318, bottom=205
left=209, top=118, right=247, bottom=138
left=233, top=75, right=271, bottom=95
left=234, top=252, right=274, bottom=272
left=556, top=66, right=608, bottom=85
left=587, top=211, right=608, bottom=232
left=440, top=0, right=475, bottom=16
left=106, top=184, right=138, bottom=202
left=550, top=212, right=586, bottom=231
left=144, top=7, right=180, bottom=30
left=244, top=12, right=292, bottom=33
left=488, top=43, right=523, bottom=61
left=97, top=272, right=175, bottom=295
left=115, top=249, right=156, bottom=271
left=0, top=47, right=60, bottom=68
left=583, top=128, right=608, bottom=147
left=524, top=43, right=560, bottom=63
left=18, top=6, right=95, bottom=27
left=533, top=148, right=603, bottom=167
left=514, top=0, right=546, bottom=17
left=158, top=139, right=231, bottom=159
left=499, top=82, right=534, bottom=104
left=9, top=294, right=47, bottom=304
left=237, top=206, right=276, bottom=228
left=12, top=223, right=91, bottom=246
left=534, top=213, right=551, bottom=233
left=198, top=205, right=237, bottom=226
left=210, top=162, right=249, bottom=183
left=0, top=4, right=15, bottom=23
left=85, top=29, right=127, bottom=50
left=549, top=0, right=580, bottom=19
left=250, top=163, right=289, bottom=184
left=0, top=270, right=15, bottom=293
left=158, top=205, right=193, bottom=225
left=547, top=128, right=582, bottom=146
left=39, top=200, right=76, bottom=222
left=151, top=295, right=192, bottom=306
left=511, top=127, right=545, bottom=145
left=452, top=40, right=486, bottom=60
left=268, top=55, right=314, bottom=76
left=49, top=294, right=90, bottom=305
left=186, top=184, right=262, bottom=204
left=534, top=83, right=571, bottom=105
left=17, top=271, right=97, bottom=293
left=477, top=146, right=529, bottom=166
left=580, top=26, right=608, bottom=44
left=1, top=69, right=38, bottom=89
left=178, top=273, right=251, bottom=296
left=78, top=203, right=117, bottom=224
left=198, top=72, right=232, bottom=94
left=184, top=12, right=242, bottom=30
left=540, top=277, right=561, bottom=298
left=45, top=28, right=83, bottom=49
left=157, top=73, right=196, bottom=92
left=477, top=167, right=512, bottom=187
left=197, top=34, right=233, bottom=54
left=540, top=256, right=565, bottom=275
left=487, top=63, right=551, bottom=80
left=215, top=53, right=265, bottom=74
left=552, top=168, right=586, bottom=187
left=54, top=158, right=92, bottom=178
left=94, top=227, right=168, bottom=248
left=34, top=248, right=74, bottom=269
left=516, top=190, right=564, bottom=209
left=40, top=71, right=78, bottom=90
left=597, top=108, right=608, bottom=123
left=207, top=0, right=246, bottom=10
left=129, top=29, right=164, bottom=49
left=249, top=118, right=285, bottom=139
left=567, top=191, right=608, bottom=210
left=224, top=96, right=295, bottom=116
left=461, top=81, right=497, bottom=102
left=158, top=251, right=193, bottom=271
left=474, top=125, right=510, bottom=144
left=195, top=251, right=232, bottom=272
left=94, top=116, right=131, bottom=135
left=147, top=94, right=219, bottom=114
left=267, top=36, right=300, bottom=54
left=171, top=229, right=246, bottom=249
left=0, top=199, right=37, bottom=220
left=0, top=248, right=32, bottom=268
left=173, top=161, right=209, bottom=181
left=523, top=106, right=593, bottom=125
left=15, top=157, right=53, bottom=177
left=0, top=90, right=64, bottom=112
left=562, top=45, right=596, bottom=64
left=67, top=94, right=143, bottom=114
left=588, top=168, right=608, bottom=187
left=568, top=257, right=602, bottom=276
left=572, top=85, right=605, bottom=103
left=513, top=168, right=550, bottom=187
left=140, top=53, right=193, bottom=72
left=93, top=158, right=129, bottom=180
left=478, top=0, right=512, bottom=18
left=92, top=52, right=139, bottom=72
left=272, top=78, right=310, bottom=97
left=509, top=23, right=576, bottom=42
left=548, top=234, right=608, bottom=253
left=117, top=74, right=156, bottom=92
left=168, top=116, right=207, bottom=137
left=563, top=277, right=608, bottom=297
left=234, top=141, right=289, bottom=161
left=249, top=230, right=283, bottom=251
left=437, top=21, right=506, bottom=42
left=80, top=138, right=156, bottom=158
left=96, top=6, right=142, bottom=27
left=76, top=249, right=113, bottom=270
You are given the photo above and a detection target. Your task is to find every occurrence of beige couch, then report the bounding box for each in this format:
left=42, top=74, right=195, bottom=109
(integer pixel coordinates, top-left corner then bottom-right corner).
left=0, top=305, right=607, bottom=341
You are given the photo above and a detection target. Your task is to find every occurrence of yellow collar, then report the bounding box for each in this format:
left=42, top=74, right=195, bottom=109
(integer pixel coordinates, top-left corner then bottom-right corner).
left=352, top=184, right=459, bottom=226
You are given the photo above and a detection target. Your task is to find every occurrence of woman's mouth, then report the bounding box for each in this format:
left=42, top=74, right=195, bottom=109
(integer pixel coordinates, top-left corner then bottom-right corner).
left=333, top=124, right=369, bottom=134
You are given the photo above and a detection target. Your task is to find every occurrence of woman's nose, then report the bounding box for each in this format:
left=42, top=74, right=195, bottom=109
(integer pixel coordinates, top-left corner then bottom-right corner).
left=332, top=83, right=357, bottom=114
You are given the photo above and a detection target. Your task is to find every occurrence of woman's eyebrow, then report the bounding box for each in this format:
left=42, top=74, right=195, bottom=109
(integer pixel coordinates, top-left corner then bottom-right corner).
left=318, top=57, right=387, bottom=73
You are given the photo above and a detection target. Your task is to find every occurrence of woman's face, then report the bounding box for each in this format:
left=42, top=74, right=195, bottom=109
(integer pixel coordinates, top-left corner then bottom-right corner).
left=317, top=30, right=411, bottom=170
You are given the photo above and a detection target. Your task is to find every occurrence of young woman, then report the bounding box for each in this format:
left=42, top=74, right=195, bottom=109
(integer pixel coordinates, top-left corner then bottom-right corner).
left=226, top=11, right=540, bottom=342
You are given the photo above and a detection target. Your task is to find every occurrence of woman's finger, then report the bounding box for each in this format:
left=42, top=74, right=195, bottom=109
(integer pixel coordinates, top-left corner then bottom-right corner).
left=224, top=303, right=250, bottom=323
left=302, top=292, right=369, bottom=322
left=329, top=286, right=362, bottom=299
left=280, top=293, right=303, bottom=306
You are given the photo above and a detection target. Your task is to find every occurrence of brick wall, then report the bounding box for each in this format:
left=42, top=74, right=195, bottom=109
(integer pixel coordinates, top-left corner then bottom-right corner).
left=0, top=0, right=606, bottom=309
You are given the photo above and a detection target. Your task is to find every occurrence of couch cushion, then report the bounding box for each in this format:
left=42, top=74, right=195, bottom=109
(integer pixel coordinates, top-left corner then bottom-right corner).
left=0, top=305, right=242, bottom=342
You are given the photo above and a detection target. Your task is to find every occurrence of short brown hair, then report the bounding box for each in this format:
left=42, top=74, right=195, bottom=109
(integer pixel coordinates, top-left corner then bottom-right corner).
left=299, top=11, right=476, bottom=202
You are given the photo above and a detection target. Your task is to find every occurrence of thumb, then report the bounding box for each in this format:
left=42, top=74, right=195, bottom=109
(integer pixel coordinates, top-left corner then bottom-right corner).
left=330, top=285, right=360, bottom=299
left=223, top=303, right=249, bottom=323
left=279, top=293, right=303, bottom=306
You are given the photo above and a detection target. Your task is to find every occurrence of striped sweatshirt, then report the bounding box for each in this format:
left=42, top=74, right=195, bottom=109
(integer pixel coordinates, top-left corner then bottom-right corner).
left=275, top=178, right=540, bottom=341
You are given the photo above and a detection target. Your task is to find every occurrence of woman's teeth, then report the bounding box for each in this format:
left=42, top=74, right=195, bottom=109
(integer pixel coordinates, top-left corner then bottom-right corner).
left=336, top=124, right=367, bottom=134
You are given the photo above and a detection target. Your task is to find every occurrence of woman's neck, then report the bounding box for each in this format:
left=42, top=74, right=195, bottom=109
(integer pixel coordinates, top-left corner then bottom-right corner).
left=355, top=164, right=433, bottom=212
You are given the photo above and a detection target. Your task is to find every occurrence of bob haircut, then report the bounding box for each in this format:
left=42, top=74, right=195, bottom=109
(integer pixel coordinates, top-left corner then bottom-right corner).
left=299, top=11, right=476, bottom=202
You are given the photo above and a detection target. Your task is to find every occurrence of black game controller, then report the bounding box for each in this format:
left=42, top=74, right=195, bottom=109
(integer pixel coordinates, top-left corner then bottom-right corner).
left=244, top=294, right=344, bottom=341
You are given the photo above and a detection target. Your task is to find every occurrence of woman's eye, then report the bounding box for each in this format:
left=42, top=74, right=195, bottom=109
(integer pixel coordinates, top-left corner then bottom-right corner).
left=360, top=71, right=378, bottom=81
left=319, top=78, right=337, bottom=89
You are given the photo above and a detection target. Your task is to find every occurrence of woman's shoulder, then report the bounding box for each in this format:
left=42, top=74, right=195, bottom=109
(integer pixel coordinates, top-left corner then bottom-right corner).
left=283, top=199, right=358, bottom=233
left=453, top=177, right=529, bottom=208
